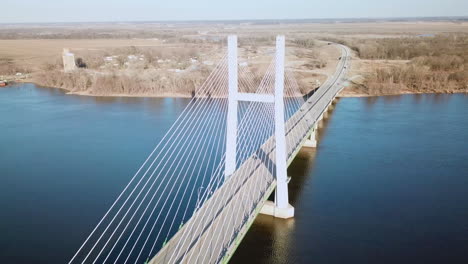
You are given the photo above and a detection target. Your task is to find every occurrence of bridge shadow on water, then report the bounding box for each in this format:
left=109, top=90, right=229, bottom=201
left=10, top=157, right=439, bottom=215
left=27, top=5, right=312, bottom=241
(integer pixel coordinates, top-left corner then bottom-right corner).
left=230, top=101, right=338, bottom=264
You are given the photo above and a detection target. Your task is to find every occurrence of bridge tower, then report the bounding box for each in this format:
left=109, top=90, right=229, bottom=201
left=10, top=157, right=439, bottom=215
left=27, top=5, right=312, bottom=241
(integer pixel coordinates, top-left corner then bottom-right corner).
left=225, top=35, right=294, bottom=219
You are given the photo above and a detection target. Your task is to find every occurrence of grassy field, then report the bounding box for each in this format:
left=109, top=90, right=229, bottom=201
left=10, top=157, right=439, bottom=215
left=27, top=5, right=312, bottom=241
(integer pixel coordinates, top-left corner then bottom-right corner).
left=1, top=20, right=467, bottom=96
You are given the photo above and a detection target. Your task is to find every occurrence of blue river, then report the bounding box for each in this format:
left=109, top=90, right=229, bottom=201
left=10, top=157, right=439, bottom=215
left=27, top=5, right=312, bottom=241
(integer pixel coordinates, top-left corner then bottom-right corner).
left=1, top=84, right=467, bottom=263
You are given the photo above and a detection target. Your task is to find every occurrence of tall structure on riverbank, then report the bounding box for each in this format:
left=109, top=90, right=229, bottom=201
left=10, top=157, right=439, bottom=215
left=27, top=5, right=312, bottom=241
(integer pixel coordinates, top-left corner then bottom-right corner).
left=62, top=48, right=76, bottom=72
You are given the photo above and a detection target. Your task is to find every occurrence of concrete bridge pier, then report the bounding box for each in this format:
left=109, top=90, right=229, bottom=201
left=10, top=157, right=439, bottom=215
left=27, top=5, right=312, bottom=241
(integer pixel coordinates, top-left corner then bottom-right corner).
left=318, top=112, right=325, bottom=128
left=260, top=200, right=295, bottom=219
left=323, top=97, right=336, bottom=119
left=318, top=113, right=324, bottom=122
left=304, top=97, right=337, bottom=149
left=328, top=98, right=335, bottom=111
left=303, top=125, right=317, bottom=148
left=332, top=97, right=338, bottom=105
left=329, top=101, right=335, bottom=111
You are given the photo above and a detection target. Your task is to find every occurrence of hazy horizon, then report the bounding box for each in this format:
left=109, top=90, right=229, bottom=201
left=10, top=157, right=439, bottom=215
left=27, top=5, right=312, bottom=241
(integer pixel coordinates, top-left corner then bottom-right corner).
left=1, top=16, right=468, bottom=25
left=1, top=0, right=468, bottom=24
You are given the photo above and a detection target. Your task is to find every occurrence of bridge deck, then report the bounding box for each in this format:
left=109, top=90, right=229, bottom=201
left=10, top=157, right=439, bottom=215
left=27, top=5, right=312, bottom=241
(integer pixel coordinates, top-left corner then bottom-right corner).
left=150, top=44, right=350, bottom=264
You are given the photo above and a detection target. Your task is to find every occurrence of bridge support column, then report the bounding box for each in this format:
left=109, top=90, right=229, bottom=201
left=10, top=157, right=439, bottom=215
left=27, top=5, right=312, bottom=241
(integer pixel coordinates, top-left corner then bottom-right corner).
left=225, top=35, right=238, bottom=179
left=260, top=35, right=294, bottom=219
left=329, top=99, right=335, bottom=110
left=332, top=97, right=338, bottom=105
left=303, top=127, right=317, bottom=148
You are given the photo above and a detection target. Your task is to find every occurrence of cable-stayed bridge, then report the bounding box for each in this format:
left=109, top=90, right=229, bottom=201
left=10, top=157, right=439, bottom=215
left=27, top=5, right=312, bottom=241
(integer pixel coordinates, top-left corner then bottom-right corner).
left=69, top=35, right=350, bottom=264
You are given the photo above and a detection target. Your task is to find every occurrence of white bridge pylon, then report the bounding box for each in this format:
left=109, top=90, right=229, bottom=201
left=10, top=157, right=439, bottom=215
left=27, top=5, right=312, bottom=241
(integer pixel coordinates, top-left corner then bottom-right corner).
left=225, top=35, right=294, bottom=218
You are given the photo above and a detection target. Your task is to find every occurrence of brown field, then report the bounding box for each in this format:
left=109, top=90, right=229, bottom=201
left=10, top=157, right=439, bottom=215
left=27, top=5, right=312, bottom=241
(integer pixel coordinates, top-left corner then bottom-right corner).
left=0, top=39, right=165, bottom=67
left=1, top=20, right=467, bottom=97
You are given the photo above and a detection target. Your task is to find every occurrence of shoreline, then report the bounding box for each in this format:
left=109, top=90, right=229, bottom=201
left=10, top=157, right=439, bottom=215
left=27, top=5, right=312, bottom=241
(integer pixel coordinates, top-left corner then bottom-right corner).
left=67, top=90, right=193, bottom=98
left=14, top=80, right=194, bottom=98
left=338, top=90, right=468, bottom=98
left=10, top=80, right=467, bottom=99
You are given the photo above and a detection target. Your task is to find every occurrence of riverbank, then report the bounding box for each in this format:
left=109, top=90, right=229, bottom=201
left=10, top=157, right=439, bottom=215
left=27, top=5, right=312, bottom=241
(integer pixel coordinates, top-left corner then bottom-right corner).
left=67, top=89, right=193, bottom=98
left=8, top=79, right=466, bottom=99
left=339, top=34, right=468, bottom=97
left=8, top=81, right=193, bottom=98
left=338, top=87, right=468, bottom=98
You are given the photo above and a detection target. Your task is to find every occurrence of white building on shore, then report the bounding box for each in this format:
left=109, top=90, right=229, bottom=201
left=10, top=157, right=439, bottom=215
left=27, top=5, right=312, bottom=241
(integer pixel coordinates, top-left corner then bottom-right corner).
left=62, top=48, right=76, bottom=72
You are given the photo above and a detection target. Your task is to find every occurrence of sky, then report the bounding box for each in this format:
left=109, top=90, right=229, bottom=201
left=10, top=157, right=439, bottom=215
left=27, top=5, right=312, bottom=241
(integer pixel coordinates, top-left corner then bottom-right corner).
left=1, top=0, right=468, bottom=23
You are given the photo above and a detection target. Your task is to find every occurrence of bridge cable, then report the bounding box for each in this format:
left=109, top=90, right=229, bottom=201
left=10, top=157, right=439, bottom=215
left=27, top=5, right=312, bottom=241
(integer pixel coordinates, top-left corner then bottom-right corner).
left=72, top=56, right=229, bottom=264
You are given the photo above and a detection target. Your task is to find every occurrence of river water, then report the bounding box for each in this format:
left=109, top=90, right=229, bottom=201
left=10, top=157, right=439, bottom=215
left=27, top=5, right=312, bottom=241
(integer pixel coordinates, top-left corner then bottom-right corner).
left=1, top=84, right=467, bottom=263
